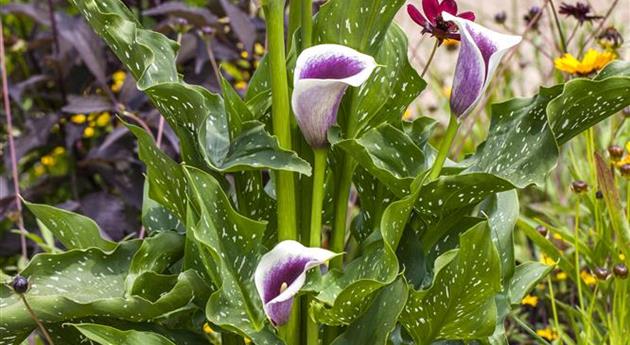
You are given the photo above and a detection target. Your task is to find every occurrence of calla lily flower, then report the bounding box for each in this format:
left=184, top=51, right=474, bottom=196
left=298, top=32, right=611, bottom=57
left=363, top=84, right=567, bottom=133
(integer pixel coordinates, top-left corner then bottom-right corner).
left=292, top=44, right=377, bottom=148
left=445, top=12, right=522, bottom=118
left=254, top=240, right=337, bottom=326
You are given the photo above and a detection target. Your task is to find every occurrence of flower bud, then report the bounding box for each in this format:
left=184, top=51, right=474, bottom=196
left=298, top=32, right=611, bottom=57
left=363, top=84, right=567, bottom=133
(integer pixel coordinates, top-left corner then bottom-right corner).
left=524, top=6, right=542, bottom=30
left=571, top=180, right=588, bottom=194
left=199, top=26, right=216, bottom=38
left=608, top=145, right=624, bottom=162
left=11, top=275, right=29, bottom=294
left=593, top=267, right=610, bottom=280
left=595, top=190, right=603, bottom=199
left=536, top=225, right=548, bottom=237
left=613, top=263, right=628, bottom=279
left=620, top=164, right=630, bottom=178
left=597, top=26, right=624, bottom=50
left=494, top=11, right=507, bottom=24
left=171, top=18, right=191, bottom=34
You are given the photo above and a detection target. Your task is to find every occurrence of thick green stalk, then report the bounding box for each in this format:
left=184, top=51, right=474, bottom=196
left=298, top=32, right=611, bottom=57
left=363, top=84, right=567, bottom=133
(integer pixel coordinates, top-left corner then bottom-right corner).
left=309, top=148, right=327, bottom=248
left=330, top=158, right=355, bottom=268
left=264, top=0, right=297, bottom=242
left=302, top=0, right=313, bottom=49
left=263, top=1, right=299, bottom=343
left=287, top=0, right=302, bottom=52
left=428, top=114, right=460, bottom=180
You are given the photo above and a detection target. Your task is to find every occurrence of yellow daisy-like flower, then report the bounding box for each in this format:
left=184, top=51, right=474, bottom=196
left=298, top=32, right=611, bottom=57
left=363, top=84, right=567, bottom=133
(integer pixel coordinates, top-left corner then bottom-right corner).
left=540, top=254, right=556, bottom=266
left=34, top=164, right=45, bottom=176
left=240, top=50, right=249, bottom=59
left=536, top=327, right=558, bottom=341
left=71, top=114, right=87, bottom=124
left=83, top=127, right=96, bottom=138
left=52, top=146, right=65, bottom=156
left=443, top=38, right=459, bottom=47
left=620, top=253, right=626, bottom=262
left=235, top=80, right=248, bottom=91
left=96, top=112, right=111, bottom=127
left=111, top=70, right=127, bottom=93
left=254, top=42, right=265, bottom=56
left=202, top=323, right=215, bottom=335
left=580, top=270, right=597, bottom=286
left=521, top=294, right=539, bottom=307
left=403, top=108, right=414, bottom=121
left=554, top=49, right=616, bottom=76
left=244, top=338, right=252, bottom=344
left=556, top=271, right=568, bottom=281
left=40, top=155, right=55, bottom=167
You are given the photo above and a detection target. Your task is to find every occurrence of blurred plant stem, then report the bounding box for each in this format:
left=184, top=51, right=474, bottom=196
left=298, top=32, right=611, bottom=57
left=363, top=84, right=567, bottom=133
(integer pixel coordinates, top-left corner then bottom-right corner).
left=548, top=0, right=567, bottom=53
left=421, top=40, right=439, bottom=78
left=20, top=295, right=55, bottom=345
left=287, top=0, right=302, bottom=52
left=302, top=0, right=313, bottom=49
left=573, top=196, right=585, bottom=316
left=0, top=18, right=28, bottom=260
left=547, top=276, right=564, bottom=344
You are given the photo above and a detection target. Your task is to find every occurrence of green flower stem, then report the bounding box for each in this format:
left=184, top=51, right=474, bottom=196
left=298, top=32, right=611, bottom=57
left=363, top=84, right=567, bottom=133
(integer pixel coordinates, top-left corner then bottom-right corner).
left=330, top=158, right=355, bottom=268
left=264, top=2, right=300, bottom=343
left=547, top=276, right=563, bottom=342
left=287, top=0, right=302, bottom=52
left=573, top=197, right=585, bottom=315
left=421, top=40, right=439, bottom=78
left=264, top=0, right=297, bottom=242
left=302, top=0, right=313, bottom=49
left=305, top=148, right=326, bottom=345
left=549, top=0, right=567, bottom=53
left=310, top=148, right=327, bottom=248
left=428, top=113, right=460, bottom=181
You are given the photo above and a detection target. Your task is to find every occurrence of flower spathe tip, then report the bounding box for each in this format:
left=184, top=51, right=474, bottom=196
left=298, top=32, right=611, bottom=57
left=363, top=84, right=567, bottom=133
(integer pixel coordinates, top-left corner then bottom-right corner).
left=292, top=44, right=377, bottom=148
left=443, top=12, right=521, bottom=119
left=254, top=240, right=339, bottom=326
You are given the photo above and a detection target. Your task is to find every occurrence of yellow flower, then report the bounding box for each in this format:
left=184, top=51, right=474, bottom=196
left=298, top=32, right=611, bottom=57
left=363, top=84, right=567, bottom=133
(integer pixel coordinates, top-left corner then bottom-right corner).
left=403, top=108, right=413, bottom=121
left=96, top=112, right=111, bottom=127
left=112, top=70, right=126, bottom=83
left=83, top=127, right=95, bottom=138
left=40, top=155, right=55, bottom=167
left=616, top=154, right=630, bottom=168
left=540, top=254, right=556, bottom=266
left=235, top=81, right=248, bottom=91
left=554, top=49, right=616, bottom=75
left=556, top=271, right=568, bottom=281
left=202, top=323, right=214, bottom=335
left=34, top=164, right=45, bottom=176
left=443, top=38, right=459, bottom=47
left=620, top=253, right=626, bottom=262
left=581, top=271, right=597, bottom=286
left=536, top=327, right=558, bottom=341
left=442, top=86, right=452, bottom=98
left=521, top=294, right=539, bottom=307
left=240, top=50, right=249, bottom=59
left=52, top=146, right=65, bottom=156
left=254, top=42, right=265, bottom=56
left=244, top=338, right=252, bottom=344
left=71, top=114, right=87, bottom=124
left=552, top=233, right=563, bottom=240
left=111, top=70, right=127, bottom=93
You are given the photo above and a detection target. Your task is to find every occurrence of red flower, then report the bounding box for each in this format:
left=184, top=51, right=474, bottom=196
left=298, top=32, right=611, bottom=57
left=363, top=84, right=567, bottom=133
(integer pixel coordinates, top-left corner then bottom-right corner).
left=407, top=0, right=475, bottom=43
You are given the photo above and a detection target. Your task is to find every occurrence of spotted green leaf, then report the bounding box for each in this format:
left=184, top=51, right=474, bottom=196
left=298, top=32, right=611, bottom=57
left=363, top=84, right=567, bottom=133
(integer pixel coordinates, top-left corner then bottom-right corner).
left=330, top=278, right=408, bottom=345
left=127, top=123, right=188, bottom=222
left=71, top=323, right=176, bottom=345
left=24, top=201, right=116, bottom=251
left=400, top=222, right=502, bottom=345
left=141, top=181, right=182, bottom=233
left=415, top=173, right=514, bottom=230
left=466, top=86, right=563, bottom=188
left=509, top=262, right=553, bottom=306
left=200, top=120, right=311, bottom=175
left=549, top=66, right=630, bottom=145
left=336, top=124, right=427, bottom=196
left=184, top=166, right=282, bottom=344
left=311, top=176, right=423, bottom=325
left=0, top=235, right=206, bottom=345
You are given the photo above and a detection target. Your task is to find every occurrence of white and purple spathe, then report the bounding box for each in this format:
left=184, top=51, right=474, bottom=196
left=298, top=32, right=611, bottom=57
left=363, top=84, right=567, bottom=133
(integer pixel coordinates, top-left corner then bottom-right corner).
left=254, top=240, right=338, bottom=326
left=445, top=12, right=522, bottom=119
left=292, top=44, right=377, bottom=148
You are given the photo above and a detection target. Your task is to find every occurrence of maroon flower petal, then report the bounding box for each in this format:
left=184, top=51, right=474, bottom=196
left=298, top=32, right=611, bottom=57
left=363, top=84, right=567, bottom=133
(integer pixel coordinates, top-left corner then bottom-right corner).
left=422, top=0, right=440, bottom=23
left=407, top=4, right=428, bottom=27
left=458, top=11, right=476, bottom=22
left=439, top=0, right=458, bottom=15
